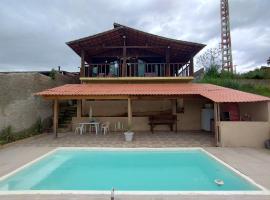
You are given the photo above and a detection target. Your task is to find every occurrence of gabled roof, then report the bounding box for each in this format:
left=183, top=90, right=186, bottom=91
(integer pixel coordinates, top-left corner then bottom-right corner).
left=66, top=23, right=205, bottom=63
left=36, top=83, right=270, bottom=103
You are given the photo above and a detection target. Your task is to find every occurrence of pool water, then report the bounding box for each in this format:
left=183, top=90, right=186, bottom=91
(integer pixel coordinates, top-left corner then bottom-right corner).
left=0, top=149, right=260, bottom=191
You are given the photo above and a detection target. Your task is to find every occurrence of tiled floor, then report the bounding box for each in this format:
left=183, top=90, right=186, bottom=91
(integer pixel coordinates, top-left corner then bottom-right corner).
left=1, top=132, right=270, bottom=200
left=22, top=131, right=215, bottom=147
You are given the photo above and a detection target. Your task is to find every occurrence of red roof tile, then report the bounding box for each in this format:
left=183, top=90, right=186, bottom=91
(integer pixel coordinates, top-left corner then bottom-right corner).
left=36, top=83, right=270, bottom=103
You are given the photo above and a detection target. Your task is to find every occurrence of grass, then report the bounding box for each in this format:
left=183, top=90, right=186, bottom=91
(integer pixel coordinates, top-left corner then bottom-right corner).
left=198, top=66, right=270, bottom=97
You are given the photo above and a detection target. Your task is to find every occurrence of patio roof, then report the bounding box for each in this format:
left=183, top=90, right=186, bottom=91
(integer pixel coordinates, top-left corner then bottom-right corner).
left=36, top=83, right=270, bottom=103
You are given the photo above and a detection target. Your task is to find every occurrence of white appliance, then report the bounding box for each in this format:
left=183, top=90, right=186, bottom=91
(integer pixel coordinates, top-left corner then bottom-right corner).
left=201, top=108, right=214, bottom=131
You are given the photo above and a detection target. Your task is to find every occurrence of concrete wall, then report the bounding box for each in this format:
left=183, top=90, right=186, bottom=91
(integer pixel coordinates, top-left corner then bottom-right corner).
left=219, top=122, right=270, bottom=147
left=0, top=72, right=78, bottom=132
left=74, top=97, right=208, bottom=132
left=239, top=102, right=269, bottom=121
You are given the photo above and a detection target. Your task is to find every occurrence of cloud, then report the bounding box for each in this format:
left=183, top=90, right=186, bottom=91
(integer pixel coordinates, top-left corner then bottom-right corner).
left=0, top=0, right=269, bottom=72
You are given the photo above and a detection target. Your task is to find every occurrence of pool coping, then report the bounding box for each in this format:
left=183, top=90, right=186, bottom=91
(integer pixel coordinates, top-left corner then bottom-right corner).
left=0, top=147, right=269, bottom=196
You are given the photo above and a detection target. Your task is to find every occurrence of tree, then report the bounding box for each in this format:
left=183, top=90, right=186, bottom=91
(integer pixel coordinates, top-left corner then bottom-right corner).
left=267, top=57, right=270, bottom=66
left=196, top=48, right=221, bottom=70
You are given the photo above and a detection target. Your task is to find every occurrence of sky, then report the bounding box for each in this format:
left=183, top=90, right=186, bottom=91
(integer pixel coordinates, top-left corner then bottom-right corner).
left=0, top=0, right=269, bottom=73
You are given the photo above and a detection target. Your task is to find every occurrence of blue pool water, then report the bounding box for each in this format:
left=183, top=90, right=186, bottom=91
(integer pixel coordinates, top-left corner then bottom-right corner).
left=0, top=149, right=260, bottom=191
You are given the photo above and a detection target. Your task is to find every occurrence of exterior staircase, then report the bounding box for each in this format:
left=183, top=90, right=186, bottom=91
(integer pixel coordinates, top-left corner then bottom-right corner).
left=58, top=104, right=77, bottom=132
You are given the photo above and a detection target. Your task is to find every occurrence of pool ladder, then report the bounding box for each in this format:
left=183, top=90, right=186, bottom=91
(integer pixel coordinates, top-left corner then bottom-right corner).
left=111, top=187, right=115, bottom=200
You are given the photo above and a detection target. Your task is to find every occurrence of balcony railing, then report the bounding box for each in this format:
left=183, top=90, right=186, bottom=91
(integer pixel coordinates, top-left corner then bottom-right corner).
left=82, top=62, right=192, bottom=78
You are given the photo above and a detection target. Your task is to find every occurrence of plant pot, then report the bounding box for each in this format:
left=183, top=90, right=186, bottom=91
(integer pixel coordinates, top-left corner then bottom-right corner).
left=124, top=131, right=134, bottom=142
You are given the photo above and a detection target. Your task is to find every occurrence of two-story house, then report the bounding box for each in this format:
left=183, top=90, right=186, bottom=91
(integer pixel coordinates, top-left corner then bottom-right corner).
left=37, top=23, right=270, bottom=147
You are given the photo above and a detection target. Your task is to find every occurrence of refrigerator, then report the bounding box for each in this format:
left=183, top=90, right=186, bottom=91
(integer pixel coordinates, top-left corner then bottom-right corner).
left=201, top=108, right=214, bottom=131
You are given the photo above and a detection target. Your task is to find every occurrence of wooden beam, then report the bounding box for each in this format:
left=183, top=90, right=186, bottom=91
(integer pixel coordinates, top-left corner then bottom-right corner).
left=53, top=99, right=58, bottom=138
left=127, top=97, right=132, bottom=128
left=80, top=50, right=85, bottom=77
left=44, top=95, right=130, bottom=100
left=77, top=100, right=82, bottom=118
left=85, top=45, right=168, bottom=49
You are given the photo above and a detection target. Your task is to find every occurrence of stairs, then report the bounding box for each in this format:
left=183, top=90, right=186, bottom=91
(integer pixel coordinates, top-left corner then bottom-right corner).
left=58, top=104, right=77, bottom=132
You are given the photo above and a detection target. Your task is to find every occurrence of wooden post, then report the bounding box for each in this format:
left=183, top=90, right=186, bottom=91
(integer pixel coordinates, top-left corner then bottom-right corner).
left=127, top=97, right=132, bottom=128
left=189, top=57, right=194, bottom=76
left=77, top=100, right=82, bottom=118
left=81, top=99, right=86, bottom=116
left=122, top=36, right=127, bottom=77
left=214, top=102, right=220, bottom=146
left=171, top=99, right=177, bottom=133
left=88, top=58, right=92, bottom=77
left=165, top=46, right=170, bottom=76
left=80, top=50, right=85, bottom=77
left=53, top=99, right=58, bottom=138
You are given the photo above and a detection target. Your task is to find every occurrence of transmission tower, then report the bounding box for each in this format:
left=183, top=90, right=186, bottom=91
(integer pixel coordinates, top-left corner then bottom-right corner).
left=220, top=0, right=233, bottom=72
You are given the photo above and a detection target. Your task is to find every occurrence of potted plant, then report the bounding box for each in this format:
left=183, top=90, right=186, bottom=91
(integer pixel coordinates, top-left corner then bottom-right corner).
left=124, top=124, right=134, bottom=142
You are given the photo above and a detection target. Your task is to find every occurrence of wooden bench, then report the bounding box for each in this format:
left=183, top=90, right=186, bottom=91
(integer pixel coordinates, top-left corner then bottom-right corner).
left=149, top=115, right=177, bottom=133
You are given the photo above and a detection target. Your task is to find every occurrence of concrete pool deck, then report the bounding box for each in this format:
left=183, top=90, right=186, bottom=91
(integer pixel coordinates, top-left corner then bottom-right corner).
left=0, top=132, right=270, bottom=199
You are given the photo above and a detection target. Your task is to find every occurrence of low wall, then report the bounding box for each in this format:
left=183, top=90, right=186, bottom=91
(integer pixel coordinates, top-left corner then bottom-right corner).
left=219, top=122, right=270, bottom=147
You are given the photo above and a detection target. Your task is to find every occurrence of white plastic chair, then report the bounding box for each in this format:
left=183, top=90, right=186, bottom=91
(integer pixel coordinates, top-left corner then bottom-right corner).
left=75, top=124, right=84, bottom=135
left=101, top=122, right=110, bottom=135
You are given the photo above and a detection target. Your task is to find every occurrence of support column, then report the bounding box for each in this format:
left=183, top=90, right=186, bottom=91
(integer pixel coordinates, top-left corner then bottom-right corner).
left=77, top=99, right=82, bottom=118
left=165, top=46, right=170, bottom=76
left=53, top=99, right=58, bottom=138
left=81, top=99, right=87, bottom=116
left=80, top=50, right=85, bottom=77
left=127, top=97, right=132, bottom=128
left=189, top=57, right=194, bottom=76
left=214, top=102, right=220, bottom=146
left=171, top=99, right=177, bottom=133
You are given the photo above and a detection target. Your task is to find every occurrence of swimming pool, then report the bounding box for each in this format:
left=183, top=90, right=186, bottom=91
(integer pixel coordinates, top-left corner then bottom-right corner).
left=0, top=148, right=266, bottom=194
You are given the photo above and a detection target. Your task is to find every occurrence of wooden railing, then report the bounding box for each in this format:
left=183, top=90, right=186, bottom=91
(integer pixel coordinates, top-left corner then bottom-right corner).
left=82, top=62, right=192, bottom=77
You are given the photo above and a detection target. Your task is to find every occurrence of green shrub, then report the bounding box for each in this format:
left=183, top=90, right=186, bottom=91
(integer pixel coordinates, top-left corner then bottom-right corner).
left=240, top=68, right=270, bottom=79
left=0, top=118, right=44, bottom=145
left=34, top=117, right=43, bottom=133
left=204, top=65, right=219, bottom=78
left=220, top=70, right=235, bottom=79
left=0, top=126, right=15, bottom=144
left=49, top=68, right=57, bottom=80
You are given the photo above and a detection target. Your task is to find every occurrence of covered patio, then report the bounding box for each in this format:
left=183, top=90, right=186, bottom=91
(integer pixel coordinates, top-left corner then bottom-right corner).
left=36, top=83, right=270, bottom=147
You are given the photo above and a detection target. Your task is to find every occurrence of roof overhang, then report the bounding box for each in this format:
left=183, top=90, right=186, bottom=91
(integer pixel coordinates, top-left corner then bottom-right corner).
left=66, top=23, right=206, bottom=63
left=35, top=83, right=270, bottom=103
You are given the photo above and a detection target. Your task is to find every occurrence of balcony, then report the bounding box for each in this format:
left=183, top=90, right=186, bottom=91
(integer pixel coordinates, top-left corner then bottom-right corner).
left=81, top=62, right=193, bottom=79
